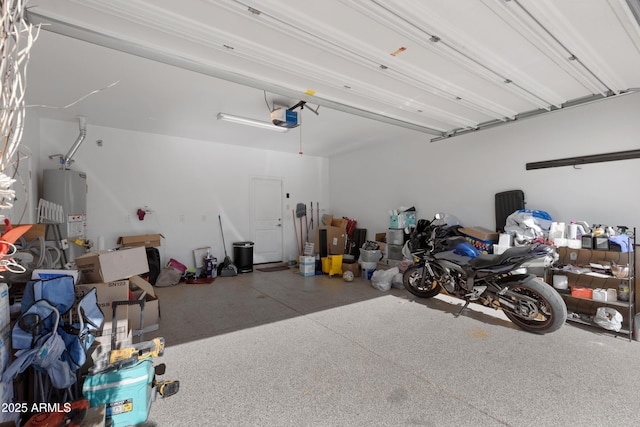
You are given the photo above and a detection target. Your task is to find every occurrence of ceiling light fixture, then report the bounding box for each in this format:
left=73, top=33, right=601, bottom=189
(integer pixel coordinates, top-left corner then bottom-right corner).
left=217, top=112, right=289, bottom=132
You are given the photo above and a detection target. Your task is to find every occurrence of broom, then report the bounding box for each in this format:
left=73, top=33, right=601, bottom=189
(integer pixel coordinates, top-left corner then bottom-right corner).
left=292, top=209, right=301, bottom=256
left=296, top=203, right=306, bottom=253
left=218, top=215, right=237, bottom=276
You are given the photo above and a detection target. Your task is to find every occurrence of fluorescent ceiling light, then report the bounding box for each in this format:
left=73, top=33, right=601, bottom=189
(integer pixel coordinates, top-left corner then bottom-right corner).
left=217, top=112, right=289, bottom=132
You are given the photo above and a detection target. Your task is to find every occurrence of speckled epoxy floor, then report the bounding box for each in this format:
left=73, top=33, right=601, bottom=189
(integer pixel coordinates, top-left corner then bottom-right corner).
left=144, top=268, right=640, bottom=426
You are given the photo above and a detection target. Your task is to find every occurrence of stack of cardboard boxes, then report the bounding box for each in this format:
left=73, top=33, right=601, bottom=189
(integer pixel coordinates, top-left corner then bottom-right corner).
left=314, top=216, right=348, bottom=256
left=74, top=244, right=160, bottom=361
left=311, top=216, right=351, bottom=277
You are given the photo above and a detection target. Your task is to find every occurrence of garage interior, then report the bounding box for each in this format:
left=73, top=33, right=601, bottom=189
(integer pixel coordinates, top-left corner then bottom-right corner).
left=1, top=0, right=640, bottom=425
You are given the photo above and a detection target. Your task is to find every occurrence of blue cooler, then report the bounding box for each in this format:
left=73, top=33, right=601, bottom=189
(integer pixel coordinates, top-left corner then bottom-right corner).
left=83, top=359, right=154, bottom=426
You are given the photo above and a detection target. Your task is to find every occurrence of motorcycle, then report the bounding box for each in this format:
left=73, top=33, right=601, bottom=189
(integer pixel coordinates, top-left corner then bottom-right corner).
left=403, top=214, right=567, bottom=334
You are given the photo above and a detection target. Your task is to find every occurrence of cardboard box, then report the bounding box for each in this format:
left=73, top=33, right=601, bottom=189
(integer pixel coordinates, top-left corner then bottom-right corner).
left=321, top=214, right=333, bottom=226
left=330, top=218, right=349, bottom=229
left=128, top=276, right=160, bottom=334
left=300, top=263, right=315, bottom=277
left=315, top=226, right=346, bottom=254
left=0, top=223, right=45, bottom=242
left=464, top=236, right=494, bottom=254
left=76, top=246, right=149, bottom=283
left=460, top=227, right=499, bottom=242
left=75, top=280, right=129, bottom=319
left=117, top=233, right=163, bottom=248
left=374, top=232, right=387, bottom=251
left=342, top=262, right=360, bottom=276
left=76, top=280, right=129, bottom=320
left=460, top=227, right=498, bottom=254
left=299, top=256, right=315, bottom=277
left=375, top=233, right=387, bottom=243
left=75, top=280, right=130, bottom=342
left=390, top=211, right=417, bottom=229
left=300, top=255, right=315, bottom=264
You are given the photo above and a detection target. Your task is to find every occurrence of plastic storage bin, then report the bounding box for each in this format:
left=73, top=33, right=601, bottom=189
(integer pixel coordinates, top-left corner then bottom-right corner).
left=571, top=287, right=593, bottom=299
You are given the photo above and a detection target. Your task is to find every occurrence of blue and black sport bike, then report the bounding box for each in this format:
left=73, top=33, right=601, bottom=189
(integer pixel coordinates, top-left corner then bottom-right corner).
left=403, top=214, right=567, bottom=334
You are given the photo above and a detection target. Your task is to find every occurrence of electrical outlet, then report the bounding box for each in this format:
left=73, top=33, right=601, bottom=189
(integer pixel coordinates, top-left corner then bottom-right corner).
left=179, top=214, right=185, bottom=222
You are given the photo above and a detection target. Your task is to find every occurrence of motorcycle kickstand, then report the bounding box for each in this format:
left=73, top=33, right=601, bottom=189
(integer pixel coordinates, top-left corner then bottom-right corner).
left=454, top=300, right=470, bottom=318
left=455, top=285, right=487, bottom=317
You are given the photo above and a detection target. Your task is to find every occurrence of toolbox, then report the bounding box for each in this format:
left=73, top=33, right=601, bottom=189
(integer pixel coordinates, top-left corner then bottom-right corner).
left=83, top=299, right=155, bottom=427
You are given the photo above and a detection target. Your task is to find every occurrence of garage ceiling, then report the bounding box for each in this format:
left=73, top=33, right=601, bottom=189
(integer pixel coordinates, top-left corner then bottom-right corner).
left=25, top=0, right=640, bottom=156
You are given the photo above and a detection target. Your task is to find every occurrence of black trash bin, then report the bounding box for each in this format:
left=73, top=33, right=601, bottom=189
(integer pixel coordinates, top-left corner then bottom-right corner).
left=233, top=241, right=254, bottom=273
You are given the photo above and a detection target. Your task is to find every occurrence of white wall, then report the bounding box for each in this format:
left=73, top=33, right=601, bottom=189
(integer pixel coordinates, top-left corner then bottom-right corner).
left=329, top=92, right=640, bottom=238
left=4, top=109, right=40, bottom=225
left=25, top=91, right=640, bottom=268
left=34, top=118, right=329, bottom=267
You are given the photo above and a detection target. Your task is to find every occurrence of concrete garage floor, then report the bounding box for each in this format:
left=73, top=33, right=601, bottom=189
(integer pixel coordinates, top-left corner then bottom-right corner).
left=145, top=267, right=640, bottom=426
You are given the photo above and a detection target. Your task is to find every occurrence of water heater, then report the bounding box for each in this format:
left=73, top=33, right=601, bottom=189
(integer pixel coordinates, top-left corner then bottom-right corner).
left=42, top=169, right=87, bottom=262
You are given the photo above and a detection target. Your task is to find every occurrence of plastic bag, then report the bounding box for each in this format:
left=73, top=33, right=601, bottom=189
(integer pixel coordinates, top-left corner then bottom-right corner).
left=154, top=258, right=187, bottom=287
left=593, top=307, right=623, bottom=332
left=371, top=267, right=399, bottom=292
left=504, top=209, right=552, bottom=245
left=391, top=272, right=404, bottom=289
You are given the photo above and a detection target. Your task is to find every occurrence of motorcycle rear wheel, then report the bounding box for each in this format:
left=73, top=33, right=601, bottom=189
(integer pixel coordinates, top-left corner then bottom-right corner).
left=501, top=278, right=567, bottom=334
left=403, top=264, right=443, bottom=298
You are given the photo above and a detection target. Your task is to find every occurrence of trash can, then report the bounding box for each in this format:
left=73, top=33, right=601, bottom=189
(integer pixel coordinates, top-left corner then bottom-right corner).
left=233, top=241, right=254, bottom=273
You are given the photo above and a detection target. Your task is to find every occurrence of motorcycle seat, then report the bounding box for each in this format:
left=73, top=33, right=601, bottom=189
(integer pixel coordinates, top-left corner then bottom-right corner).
left=468, top=245, right=534, bottom=269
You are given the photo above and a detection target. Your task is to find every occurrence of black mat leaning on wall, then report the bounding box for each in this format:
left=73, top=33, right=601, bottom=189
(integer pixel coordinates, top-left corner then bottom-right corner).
left=145, top=247, right=161, bottom=285
left=495, top=190, right=525, bottom=232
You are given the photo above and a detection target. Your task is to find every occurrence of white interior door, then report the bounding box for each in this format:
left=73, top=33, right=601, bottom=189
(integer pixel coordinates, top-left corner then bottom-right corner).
left=251, top=177, right=283, bottom=264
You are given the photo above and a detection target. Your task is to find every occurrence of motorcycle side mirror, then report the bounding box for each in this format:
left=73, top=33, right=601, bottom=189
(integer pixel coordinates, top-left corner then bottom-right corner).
left=434, top=212, right=445, bottom=220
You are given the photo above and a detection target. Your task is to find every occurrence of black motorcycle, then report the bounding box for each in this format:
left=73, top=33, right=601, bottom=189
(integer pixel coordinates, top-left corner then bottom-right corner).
left=403, top=214, right=567, bottom=334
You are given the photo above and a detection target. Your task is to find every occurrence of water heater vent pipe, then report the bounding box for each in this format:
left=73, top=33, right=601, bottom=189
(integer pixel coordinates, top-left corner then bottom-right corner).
left=63, top=116, right=87, bottom=169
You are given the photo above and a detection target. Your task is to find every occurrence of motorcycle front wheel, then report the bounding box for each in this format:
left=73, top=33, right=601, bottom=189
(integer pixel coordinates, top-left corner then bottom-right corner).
left=501, top=278, right=567, bottom=334
left=403, top=264, right=444, bottom=298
